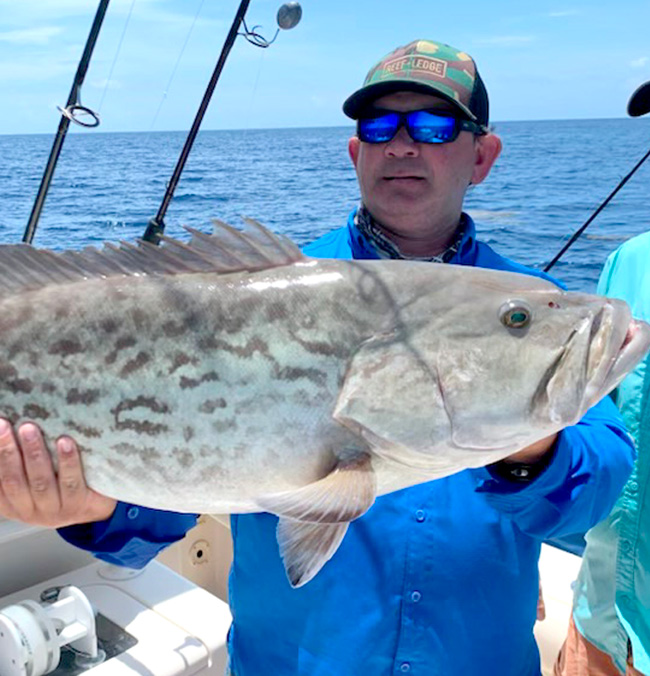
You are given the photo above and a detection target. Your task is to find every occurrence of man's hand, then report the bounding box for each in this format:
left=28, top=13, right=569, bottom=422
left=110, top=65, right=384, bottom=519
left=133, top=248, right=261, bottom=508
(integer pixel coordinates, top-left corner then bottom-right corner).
left=0, top=418, right=116, bottom=528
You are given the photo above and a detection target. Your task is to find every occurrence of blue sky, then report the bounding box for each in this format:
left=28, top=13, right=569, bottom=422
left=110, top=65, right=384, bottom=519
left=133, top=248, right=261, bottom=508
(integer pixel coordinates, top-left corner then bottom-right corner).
left=1, top=0, right=649, bottom=134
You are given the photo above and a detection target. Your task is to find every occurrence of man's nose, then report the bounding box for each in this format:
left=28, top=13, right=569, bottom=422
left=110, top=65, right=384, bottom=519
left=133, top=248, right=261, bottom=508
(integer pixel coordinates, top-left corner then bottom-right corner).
left=384, top=125, right=419, bottom=157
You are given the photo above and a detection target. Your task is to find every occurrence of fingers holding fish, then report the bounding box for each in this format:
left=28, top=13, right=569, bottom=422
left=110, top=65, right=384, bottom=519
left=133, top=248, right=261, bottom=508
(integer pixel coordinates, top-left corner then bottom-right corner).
left=0, top=418, right=40, bottom=522
left=0, top=419, right=116, bottom=527
left=53, top=435, right=117, bottom=526
left=18, top=422, right=62, bottom=517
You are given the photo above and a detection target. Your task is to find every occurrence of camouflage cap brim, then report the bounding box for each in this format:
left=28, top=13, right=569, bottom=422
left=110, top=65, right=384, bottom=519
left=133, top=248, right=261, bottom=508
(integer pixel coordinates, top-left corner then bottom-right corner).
left=343, top=80, right=477, bottom=121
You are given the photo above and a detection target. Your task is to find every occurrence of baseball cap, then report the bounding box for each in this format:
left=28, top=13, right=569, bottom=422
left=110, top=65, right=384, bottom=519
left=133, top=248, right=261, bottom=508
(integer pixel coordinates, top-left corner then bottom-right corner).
left=343, top=39, right=489, bottom=127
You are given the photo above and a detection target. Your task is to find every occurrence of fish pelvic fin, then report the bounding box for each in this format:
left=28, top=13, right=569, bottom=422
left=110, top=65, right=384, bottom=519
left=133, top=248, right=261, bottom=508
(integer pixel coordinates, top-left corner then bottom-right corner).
left=260, top=453, right=376, bottom=587
left=258, top=453, right=376, bottom=524
left=277, top=519, right=349, bottom=588
left=0, top=217, right=306, bottom=298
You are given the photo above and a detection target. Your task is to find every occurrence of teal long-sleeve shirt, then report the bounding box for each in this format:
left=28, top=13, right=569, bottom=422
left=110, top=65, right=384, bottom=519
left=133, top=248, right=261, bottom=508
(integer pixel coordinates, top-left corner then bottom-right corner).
left=573, top=231, right=650, bottom=675
left=59, top=212, right=634, bottom=676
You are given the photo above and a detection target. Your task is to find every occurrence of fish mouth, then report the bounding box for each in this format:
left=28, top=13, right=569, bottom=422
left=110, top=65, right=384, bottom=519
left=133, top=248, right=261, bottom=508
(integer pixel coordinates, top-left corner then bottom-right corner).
left=585, top=302, right=650, bottom=404
left=532, top=301, right=650, bottom=424
left=601, top=318, right=650, bottom=389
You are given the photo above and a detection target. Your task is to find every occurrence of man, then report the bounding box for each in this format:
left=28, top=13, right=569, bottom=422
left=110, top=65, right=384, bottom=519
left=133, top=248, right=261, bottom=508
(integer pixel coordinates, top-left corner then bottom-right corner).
left=0, top=39, right=635, bottom=675
left=555, top=231, right=650, bottom=676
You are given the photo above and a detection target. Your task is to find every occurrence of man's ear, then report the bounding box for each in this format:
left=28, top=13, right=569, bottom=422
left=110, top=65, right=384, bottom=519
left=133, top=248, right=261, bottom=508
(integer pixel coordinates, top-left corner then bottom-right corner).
left=348, top=136, right=361, bottom=168
left=470, top=133, right=502, bottom=186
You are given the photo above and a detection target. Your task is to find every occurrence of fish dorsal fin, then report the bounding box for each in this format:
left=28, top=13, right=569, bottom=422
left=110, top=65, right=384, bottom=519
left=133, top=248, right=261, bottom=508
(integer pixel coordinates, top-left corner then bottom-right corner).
left=0, top=217, right=306, bottom=298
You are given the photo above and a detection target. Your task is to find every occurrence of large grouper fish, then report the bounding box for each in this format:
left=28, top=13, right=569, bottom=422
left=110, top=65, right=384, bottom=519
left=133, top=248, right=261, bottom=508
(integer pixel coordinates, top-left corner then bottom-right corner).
left=0, top=219, right=648, bottom=586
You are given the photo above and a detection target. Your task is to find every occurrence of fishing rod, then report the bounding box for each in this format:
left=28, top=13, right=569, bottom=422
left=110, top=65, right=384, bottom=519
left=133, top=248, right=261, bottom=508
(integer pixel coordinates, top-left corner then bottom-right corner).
left=22, top=0, right=110, bottom=245
left=544, top=79, right=650, bottom=272
left=141, top=1, right=303, bottom=244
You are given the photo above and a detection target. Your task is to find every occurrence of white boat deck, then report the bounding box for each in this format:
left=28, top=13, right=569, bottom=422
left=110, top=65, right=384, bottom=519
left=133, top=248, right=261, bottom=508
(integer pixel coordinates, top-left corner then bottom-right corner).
left=0, top=515, right=582, bottom=674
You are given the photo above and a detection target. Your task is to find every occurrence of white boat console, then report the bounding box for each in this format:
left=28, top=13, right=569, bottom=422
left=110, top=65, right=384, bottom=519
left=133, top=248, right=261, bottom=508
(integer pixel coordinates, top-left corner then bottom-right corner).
left=0, top=518, right=232, bottom=676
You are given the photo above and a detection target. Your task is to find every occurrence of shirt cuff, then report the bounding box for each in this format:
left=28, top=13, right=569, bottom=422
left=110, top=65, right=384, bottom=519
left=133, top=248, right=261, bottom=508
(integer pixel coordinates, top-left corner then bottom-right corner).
left=474, top=432, right=570, bottom=499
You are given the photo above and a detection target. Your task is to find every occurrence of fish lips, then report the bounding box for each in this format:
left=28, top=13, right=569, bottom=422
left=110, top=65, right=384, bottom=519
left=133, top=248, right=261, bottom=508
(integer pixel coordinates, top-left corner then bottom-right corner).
left=597, top=316, right=650, bottom=395
left=533, top=300, right=650, bottom=426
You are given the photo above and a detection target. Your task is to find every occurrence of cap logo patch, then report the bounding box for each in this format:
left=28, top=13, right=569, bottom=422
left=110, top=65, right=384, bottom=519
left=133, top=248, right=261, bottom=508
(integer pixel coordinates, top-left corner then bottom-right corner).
left=382, top=55, right=447, bottom=79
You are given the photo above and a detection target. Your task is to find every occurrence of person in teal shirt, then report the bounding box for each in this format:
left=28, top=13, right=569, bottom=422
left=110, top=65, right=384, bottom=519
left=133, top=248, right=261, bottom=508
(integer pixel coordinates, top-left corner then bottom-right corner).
left=556, top=231, right=650, bottom=676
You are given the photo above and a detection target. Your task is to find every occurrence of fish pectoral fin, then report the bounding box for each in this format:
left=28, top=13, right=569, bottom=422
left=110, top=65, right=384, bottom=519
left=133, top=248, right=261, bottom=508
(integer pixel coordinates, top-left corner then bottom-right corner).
left=333, top=338, right=446, bottom=455
left=277, top=518, right=349, bottom=587
left=258, top=453, right=376, bottom=523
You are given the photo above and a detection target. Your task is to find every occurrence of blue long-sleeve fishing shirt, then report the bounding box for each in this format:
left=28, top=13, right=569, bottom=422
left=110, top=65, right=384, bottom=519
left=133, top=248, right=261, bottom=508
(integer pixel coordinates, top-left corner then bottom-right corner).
left=59, top=211, right=634, bottom=676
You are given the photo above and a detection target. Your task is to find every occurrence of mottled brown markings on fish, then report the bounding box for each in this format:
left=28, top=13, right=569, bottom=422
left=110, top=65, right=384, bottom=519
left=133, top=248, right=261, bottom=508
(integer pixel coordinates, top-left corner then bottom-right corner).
left=107, top=457, right=129, bottom=474
left=115, top=336, right=137, bottom=350
left=273, top=365, right=327, bottom=387
left=22, top=404, right=50, bottom=420
left=197, top=335, right=271, bottom=360
left=289, top=333, right=350, bottom=359
left=105, top=335, right=137, bottom=365
left=182, top=311, right=202, bottom=332
left=162, top=320, right=186, bottom=338
left=112, top=396, right=170, bottom=436
left=173, top=448, right=194, bottom=469
left=169, top=352, right=198, bottom=375
left=212, top=418, right=238, bottom=433
left=4, top=378, right=34, bottom=394
left=291, top=387, right=330, bottom=407
left=115, top=419, right=169, bottom=435
left=113, top=443, right=161, bottom=461
left=0, top=406, right=20, bottom=425
left=131, top=309, right=148, bottom=331
left=120, top=351, right=151, bottom=377
left=180, top=371, right=220, bottom=390
left=198, top=398, right=227, bottom=414
left=265, top=301, right=290, bottom=322
left=100, top=318, right=119, bottom=334
left=48, top=338, right=85, bottom=356
left=0, top=363, right=18, bottom=380
left=66, top=388, right=101, bottom=405
left=183, top=426, right=195, bottom=442
left=111, top=395, right=169, bottom=420
left=41, top=382, right=57, bottom=395
left=63, top=420, right=102, bottom=439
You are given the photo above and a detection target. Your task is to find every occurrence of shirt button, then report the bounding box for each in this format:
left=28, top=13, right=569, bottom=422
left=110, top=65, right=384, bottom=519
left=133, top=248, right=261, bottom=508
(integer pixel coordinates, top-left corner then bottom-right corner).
left=127, top=507, right=140, bottom=520
left=400, top=663, right=411, bottom=673
left=621, top=540, right=632, bottom=554
left=629, top=481, right=639, bottom=493
left=415, top=509, right=426, bottom=522
left=411, top=591, right=422, bottom=603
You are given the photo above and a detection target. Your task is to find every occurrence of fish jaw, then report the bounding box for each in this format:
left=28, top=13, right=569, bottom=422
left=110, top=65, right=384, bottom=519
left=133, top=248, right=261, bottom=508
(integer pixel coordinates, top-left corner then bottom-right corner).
left=532, top=298, right=650, bottom=427
left=589, top=315, right=650, bottom=402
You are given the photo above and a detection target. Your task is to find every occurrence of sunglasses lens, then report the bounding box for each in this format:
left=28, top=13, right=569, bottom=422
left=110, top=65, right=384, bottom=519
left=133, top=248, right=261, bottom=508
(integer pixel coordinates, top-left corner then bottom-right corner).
left=358, top=113, right=401, bottom=143
left=407, top=111, right=459, bottom=143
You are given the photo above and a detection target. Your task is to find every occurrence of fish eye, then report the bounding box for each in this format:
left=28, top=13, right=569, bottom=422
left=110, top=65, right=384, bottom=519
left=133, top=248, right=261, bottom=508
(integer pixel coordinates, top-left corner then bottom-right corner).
left=499, top=301, right=532, bottom=329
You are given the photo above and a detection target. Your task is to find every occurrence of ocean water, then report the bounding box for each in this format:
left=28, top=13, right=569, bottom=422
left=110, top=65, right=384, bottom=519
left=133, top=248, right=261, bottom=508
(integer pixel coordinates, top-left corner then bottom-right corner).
left=1, top=117, right=649, bottom=292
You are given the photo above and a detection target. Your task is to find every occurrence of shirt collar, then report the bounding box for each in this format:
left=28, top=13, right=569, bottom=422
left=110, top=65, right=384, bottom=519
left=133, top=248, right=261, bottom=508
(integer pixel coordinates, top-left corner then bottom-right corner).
left=347, top=208, right=478, bottom=265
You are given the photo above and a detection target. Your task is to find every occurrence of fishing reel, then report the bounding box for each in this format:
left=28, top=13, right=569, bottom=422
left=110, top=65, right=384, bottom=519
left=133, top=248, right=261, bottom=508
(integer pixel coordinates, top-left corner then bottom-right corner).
left=0, top=586, right=104, bottom=676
